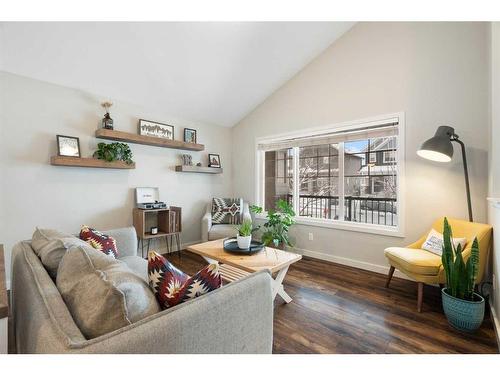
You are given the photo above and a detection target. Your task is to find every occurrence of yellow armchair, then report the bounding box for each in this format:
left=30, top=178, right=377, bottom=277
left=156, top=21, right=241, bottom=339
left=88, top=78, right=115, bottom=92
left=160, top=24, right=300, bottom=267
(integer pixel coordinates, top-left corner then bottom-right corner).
left=384, top=217, right=492, bottom=312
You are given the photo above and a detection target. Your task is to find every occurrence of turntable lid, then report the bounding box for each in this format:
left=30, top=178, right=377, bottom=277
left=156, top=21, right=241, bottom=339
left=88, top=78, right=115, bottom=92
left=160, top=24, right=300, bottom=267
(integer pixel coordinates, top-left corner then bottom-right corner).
left=135, top=187, right=159, bottom=204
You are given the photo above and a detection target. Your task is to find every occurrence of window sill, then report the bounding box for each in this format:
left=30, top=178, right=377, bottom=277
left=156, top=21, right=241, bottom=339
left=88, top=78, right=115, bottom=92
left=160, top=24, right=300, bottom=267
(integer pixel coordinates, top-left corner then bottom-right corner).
left=255, top=214, right=404, bottom=238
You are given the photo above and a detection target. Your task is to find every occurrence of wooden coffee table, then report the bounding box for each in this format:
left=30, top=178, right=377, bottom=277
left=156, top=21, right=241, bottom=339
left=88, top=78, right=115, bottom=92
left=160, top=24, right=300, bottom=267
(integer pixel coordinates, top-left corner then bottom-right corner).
left=187, top=239, right=301, bottom=303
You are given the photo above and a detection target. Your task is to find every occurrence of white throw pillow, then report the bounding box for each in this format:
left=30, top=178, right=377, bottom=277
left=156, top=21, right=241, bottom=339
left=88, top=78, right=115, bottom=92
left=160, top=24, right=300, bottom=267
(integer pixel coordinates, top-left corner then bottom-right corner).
left=421, top=228, right=467, bottom=256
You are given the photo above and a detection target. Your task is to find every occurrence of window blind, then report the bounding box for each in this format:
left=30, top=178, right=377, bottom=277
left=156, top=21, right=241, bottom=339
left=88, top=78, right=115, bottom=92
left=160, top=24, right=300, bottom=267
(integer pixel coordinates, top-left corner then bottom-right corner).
left=257, top=119, right=399, bottom=152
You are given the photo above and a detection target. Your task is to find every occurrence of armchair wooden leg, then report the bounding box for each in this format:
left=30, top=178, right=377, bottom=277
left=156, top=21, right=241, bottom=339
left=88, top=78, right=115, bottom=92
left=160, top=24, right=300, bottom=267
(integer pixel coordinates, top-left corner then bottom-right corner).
left=417, top=282, right=424, bottom=313
left=385, top=266, right=395, bottom=288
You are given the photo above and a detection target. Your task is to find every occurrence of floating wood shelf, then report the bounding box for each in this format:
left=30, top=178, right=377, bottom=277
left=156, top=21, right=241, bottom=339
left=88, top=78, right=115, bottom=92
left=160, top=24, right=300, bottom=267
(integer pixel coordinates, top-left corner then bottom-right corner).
left=175, top=165, right=223, bottom=174
left=51, top=156, right=135, bottom=169
left=96, top=129, right=205, bottom=151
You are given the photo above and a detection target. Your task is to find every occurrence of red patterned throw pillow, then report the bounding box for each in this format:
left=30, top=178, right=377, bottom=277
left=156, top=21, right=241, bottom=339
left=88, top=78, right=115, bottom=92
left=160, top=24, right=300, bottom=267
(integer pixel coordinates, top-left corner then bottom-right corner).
left=79, top=225, right=118, bottom=258
left=148, top=251, right=222, bottom=309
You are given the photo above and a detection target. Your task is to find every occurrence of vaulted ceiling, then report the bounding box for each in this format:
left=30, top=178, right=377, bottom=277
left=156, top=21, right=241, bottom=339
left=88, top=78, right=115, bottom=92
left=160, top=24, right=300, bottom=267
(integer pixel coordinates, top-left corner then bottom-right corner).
left=0, top=22, right=354, bottom=127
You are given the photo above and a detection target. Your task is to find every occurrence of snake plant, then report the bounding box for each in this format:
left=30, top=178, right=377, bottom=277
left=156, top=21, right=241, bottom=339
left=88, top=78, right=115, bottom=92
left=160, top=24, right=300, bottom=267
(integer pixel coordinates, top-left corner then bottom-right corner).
left=235, top=220, right=259, bottom=237
left=441, top=217, right=479, bottom=301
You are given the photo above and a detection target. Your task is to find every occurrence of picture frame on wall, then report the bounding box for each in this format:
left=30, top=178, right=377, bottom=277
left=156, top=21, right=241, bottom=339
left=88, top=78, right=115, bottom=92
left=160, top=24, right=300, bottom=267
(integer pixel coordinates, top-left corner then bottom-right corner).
left=208, top=153, right=221, bottom=168
left=184, top=128, right=197, bottom=144
left=139, top=119, right=174, bottom=140
left=57, top=135, right=81, bottom=157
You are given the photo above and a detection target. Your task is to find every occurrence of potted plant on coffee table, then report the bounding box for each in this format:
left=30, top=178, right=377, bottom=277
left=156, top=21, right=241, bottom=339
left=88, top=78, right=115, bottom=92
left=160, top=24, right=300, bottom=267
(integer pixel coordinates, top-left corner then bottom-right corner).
left=235, top=220, right=259, bottom=249
left=441, top=217, right=484, bottom=332
left=250, top=199, right=295, bottom=250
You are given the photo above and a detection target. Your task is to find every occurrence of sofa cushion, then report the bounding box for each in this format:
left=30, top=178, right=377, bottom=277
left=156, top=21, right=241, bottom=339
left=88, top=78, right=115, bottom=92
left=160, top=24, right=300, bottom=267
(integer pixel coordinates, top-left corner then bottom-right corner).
left=384, top=246, right=442, bottom=275
left=121, top=255, right=148, bottom=282
left=57, top=246, right=160, bottom=339
left=211, top=198, right=243, bottom=225
left=80, top=225, right=119, bottom=258
left=208, top=224, right=237, bottom=241
left=148, top=251, right=222, bottom=309
left=31, top=228, right=92, bottom=277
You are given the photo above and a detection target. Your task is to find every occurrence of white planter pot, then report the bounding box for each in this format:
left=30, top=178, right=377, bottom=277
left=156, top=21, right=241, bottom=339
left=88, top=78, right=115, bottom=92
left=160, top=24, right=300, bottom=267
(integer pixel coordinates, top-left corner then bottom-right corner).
left=237, top=235, right=252, bottom=249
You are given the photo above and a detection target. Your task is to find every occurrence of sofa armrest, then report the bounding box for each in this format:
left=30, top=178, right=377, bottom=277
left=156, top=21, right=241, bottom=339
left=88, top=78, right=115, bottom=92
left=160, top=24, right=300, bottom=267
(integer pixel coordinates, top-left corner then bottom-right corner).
left=102, top=227, right=138, bottom=258
left=201, top=203, right=212, bottom=242
left=76, top=271, right=274, bottom=353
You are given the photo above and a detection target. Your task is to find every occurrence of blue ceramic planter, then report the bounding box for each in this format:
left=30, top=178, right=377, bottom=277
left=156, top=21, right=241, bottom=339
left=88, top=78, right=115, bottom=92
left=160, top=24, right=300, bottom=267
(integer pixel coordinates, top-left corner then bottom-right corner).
left=441, top=288, right=484, bottom=333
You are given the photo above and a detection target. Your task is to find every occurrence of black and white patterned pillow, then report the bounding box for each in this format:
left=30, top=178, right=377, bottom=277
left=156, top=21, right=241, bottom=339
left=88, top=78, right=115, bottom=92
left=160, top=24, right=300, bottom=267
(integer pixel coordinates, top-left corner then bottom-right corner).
left=211, top=198, right=243, bottom=225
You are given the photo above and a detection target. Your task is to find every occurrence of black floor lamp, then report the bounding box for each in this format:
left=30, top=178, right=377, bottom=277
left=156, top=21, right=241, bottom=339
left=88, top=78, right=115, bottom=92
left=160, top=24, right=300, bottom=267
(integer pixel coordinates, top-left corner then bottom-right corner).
left=417, top=125, right=473, bottom=222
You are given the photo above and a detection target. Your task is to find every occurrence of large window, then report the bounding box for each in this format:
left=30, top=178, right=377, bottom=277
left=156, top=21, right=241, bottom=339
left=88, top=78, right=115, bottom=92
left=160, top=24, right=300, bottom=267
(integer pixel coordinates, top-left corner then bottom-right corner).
left=257, top=115, right=403, bottom=235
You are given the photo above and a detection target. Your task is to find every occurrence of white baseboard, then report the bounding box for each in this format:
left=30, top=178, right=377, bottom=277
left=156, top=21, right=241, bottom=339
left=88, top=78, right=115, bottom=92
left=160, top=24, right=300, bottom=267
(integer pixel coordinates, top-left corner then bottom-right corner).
left=490, top=303, right=500, bottom=351
left=288, top=246, right=412, bottom=281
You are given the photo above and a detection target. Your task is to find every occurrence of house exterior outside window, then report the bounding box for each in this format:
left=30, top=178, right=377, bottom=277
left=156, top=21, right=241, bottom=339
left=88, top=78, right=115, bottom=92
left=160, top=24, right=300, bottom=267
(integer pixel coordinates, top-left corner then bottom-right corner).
left=256, top=113, right=405, bottom=237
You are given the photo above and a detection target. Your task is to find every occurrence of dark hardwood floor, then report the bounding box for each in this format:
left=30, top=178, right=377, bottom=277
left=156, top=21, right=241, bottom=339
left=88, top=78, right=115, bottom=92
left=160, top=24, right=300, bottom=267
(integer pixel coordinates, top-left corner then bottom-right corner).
left=165, top=251, right=499, bottom=354
left=7, top=251, right=499, bottom=353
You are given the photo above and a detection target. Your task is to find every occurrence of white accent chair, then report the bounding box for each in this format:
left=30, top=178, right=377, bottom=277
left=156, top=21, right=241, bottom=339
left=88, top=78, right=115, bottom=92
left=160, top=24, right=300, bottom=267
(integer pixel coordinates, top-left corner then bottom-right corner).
left=201, top=201, right=252, bottom=242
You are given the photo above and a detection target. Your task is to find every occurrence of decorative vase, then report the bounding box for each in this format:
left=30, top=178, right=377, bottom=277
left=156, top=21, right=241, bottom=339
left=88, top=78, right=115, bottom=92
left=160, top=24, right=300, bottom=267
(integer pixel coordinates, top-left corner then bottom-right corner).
left=237, top=235, right=252, bottom=249
left=102, top=112, right=114, bottom=130
left=441, top=288, right=485, bottom=333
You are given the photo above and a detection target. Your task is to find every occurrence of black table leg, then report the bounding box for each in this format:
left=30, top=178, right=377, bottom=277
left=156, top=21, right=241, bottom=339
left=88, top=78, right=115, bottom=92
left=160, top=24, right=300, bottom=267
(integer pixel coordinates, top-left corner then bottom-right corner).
left=176, top=233, right=181, bottom=259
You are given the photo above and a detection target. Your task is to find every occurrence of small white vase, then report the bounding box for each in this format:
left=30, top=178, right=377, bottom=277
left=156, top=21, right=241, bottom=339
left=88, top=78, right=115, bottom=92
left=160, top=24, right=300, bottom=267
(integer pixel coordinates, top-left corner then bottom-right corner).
left=237, top=235, right=252, bottom=249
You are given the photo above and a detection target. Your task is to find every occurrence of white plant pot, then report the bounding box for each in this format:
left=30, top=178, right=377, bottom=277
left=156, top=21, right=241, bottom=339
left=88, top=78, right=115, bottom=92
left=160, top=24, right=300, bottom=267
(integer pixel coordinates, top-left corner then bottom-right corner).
left=237, top=235, right=252, bottom=249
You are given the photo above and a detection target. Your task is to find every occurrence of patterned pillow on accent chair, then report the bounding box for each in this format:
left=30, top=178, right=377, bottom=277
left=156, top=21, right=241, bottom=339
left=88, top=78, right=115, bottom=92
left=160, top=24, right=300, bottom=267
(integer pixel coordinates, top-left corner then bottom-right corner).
left=148, top=251, right=222, bottom=309
left=79, top=225, right=119, bottom=258
left=211, top=197, right=243, bottom=225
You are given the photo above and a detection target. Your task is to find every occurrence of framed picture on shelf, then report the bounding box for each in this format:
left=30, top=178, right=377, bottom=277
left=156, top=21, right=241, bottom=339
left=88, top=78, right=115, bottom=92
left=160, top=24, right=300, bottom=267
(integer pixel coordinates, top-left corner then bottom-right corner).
left=139, top=119, right=174, bottom=140
left=208, top=153, right=221, bottom=168
left=184, top=128, right=197, bottom=144
left=57, top=135, right=81, bottom=157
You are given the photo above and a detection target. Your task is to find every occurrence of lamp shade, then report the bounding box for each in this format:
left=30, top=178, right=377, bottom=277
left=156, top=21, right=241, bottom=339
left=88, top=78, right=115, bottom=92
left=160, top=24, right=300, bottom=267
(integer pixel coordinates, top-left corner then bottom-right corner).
left=417, top=126, right=455, bottom=162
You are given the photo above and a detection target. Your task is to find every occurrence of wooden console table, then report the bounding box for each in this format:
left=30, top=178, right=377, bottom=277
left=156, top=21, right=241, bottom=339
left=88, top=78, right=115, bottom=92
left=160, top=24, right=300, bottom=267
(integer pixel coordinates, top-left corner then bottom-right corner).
left=133, top=207, right=182, bottom=258
left=0, top=245, right=8, bottom=354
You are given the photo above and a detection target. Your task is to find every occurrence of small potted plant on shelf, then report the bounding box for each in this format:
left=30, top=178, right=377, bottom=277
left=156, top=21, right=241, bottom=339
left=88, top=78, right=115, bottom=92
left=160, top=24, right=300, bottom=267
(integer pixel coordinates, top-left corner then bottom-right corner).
left=93, top=142, right=134, bottom=164
left=235, top=220, right=258, bottom=249
left=250, top=199, right=295, bottom=250
left=441, top=217, right=484, bottom=332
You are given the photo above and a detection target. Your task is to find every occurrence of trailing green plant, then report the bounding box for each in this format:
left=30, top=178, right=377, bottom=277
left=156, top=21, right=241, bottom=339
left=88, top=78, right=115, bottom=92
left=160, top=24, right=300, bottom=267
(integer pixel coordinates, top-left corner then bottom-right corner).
left=93, top=142, right=134, bottom=164
left=235, top=220, right=259, bottom=237
left=250, top=199, right=295, bottom=248
left=441, top=217, right=479, bottom=301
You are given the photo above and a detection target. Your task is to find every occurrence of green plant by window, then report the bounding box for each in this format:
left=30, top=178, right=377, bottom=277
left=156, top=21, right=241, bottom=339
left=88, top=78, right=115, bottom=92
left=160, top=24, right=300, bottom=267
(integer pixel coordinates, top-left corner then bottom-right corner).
left=441, top=217, right=479, bottom=301
left=235, top=220, right=259, bottom=237
left=250, top=199, right=295, bottom=248
left=93, top=142, right=134, bottom=164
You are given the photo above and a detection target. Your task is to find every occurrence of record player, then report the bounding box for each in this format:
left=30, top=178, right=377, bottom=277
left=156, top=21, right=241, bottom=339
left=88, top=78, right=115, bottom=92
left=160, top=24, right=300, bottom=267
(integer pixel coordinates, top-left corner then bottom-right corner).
left=135, top=187, right=168, bottom=210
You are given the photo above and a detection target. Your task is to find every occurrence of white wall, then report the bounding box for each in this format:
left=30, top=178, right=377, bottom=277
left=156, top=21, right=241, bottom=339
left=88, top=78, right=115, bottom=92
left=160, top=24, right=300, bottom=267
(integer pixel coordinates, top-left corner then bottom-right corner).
left=0, top=72, right=233, bottom=284
left=488, top=22, right=500, bottom=342
left=232, top=22, right=490, bottom=274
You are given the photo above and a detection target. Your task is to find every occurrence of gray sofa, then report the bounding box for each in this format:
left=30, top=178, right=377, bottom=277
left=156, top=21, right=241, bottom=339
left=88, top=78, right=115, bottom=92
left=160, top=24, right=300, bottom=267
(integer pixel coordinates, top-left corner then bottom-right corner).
left=11, top=227, right=273, bottom=353
left=202, top=201, right=252, bottom=242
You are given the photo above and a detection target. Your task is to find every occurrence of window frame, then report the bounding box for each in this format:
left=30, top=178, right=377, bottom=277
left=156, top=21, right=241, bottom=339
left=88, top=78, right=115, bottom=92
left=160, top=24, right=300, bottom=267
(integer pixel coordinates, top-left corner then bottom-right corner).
left=255, top=112, right=405, bottom=238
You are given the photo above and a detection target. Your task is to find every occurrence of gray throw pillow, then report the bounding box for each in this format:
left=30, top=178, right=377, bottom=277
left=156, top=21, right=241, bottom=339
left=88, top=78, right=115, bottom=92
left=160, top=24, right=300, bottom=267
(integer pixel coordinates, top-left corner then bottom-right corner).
left=56, top=246, right=161, bottom=339
left=32, top=228, right=92, bottom=277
